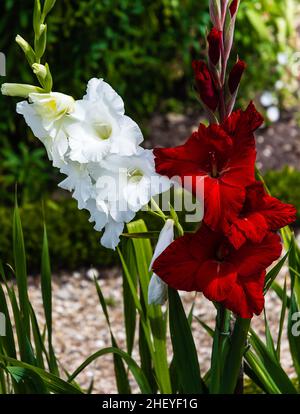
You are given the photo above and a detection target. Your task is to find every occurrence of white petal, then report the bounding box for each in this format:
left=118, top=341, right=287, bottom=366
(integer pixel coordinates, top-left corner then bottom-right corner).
left=16, top=100, right=47, bottom=140
left=148, top=274, right=168, bottom=305
left=149, top=219, right=174, bottom=269
left=84, top=78, right=125, bottom=115
left=68, top=125, right=110, bottom=163
left=110, top=115, right=143, bottom=156
left=101, top=220, right=124, bottom=250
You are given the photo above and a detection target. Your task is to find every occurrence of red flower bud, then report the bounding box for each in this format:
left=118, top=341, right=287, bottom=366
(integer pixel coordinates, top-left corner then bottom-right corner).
left=228, top=59, right=246, bottom=94
left=229, top=0, right=239, bottom=18
left=207, top=28, right=223, bottom=66
left=192, top=60, right=219, bottom=111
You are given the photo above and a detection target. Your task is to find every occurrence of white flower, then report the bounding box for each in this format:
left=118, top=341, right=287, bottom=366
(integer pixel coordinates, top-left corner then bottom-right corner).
left=16, top=92, right=75, bottom=166
left=148, top=219, right=175, bottom=305
left=85, top=149, right=171, bottom=250
left=66, top=78, right=143, bottom=163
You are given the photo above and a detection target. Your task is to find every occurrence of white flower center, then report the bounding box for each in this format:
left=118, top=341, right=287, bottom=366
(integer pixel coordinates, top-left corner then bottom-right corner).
left=128, top=168, right=143, bottom=183
left=93, top=122, right=112, bottom=140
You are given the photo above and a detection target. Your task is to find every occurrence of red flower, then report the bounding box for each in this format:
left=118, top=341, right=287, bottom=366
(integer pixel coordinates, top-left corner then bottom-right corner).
left=207, top=28, right=223, bottom=66
left=154, top=102, right=263, bottom=233
left=192, top=60, right=219, bottom=111
left=228, top=59, right=246, bottom=94
left=226, top=181, right=297, bottom=249
left=152, top=224, right=282, bottom=318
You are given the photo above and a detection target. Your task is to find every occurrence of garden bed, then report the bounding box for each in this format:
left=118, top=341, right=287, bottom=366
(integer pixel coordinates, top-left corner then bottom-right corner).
left=15, top=262, right=294, bottom=394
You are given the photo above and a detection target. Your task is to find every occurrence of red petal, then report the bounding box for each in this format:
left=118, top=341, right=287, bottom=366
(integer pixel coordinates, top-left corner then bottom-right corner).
left=154, top=132, right=208, bottom=178
left=204, top=177, right=245, bottom=232
left=153, top=227, right=237, bottom=301
left=230, top=232, right=282, bottom=278
left=198, top=260, right=237, bottom=302
left=261, top=196, right=296, bottom=231
left=228, top=181, right=297, bottom=247
left=228, top=212, right=268, bottom=249
left=222, top=271, right=266, bottom=318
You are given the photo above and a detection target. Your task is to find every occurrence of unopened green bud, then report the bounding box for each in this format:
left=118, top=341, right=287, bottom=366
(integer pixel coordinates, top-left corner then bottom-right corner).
left=1, top=83, right=44, bottom=98
left=43, top=0, right=56, bottom=18
left=33, top=0, right=42, bottom=35
left=15, top=35, right=36, bottom=65
left=32, top=63, right=47, bottom=79
left=44, top=63, right=53, bottom=92
left=35, top=24, right=47, bottom=59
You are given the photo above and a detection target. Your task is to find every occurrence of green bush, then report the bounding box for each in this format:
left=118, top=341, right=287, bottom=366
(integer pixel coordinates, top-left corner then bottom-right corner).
left=0, top=198, right=117, bottom=272
left=1, top=0, right=296, bottom=137
left=264, top=166, right=300, bottom=226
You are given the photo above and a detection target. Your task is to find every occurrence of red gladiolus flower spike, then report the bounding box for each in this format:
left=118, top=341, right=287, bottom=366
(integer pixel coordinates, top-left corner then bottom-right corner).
left=227, top=181, right=297, bottom=249
left=207, top=28, right=223, bottom=66
left=154, top=102, right=264, bottom=234
left=152, top=224, right=282, bottom=318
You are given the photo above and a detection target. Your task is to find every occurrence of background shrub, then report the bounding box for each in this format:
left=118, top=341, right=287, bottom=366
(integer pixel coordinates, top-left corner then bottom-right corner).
left=0, top=199, right=117, bottom=272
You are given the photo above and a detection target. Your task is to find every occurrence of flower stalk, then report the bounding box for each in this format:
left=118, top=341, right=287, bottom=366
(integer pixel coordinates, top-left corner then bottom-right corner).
left=220, top=317, right=251, bottom=393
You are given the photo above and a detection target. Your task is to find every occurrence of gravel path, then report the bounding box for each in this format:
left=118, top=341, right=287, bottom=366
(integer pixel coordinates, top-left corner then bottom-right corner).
left=18, top=264, right=293, bottom=394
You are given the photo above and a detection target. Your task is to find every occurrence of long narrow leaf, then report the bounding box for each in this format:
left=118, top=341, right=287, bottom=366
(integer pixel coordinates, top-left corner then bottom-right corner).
left=68, top=347, right=152, bottom=394
left=168, top=288, right=204, bottom=394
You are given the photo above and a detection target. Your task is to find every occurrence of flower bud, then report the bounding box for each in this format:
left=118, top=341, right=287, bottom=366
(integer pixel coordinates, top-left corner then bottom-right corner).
left=192, top=60, right=219, bottom=111
left=35, top=24, right=47, bottom=59
left=15, top=35, right=36, bottom=65
left=228, top=59, right=246, bottom=94
left=32, top=63, right=47, bottom=79
left=43, top=0, right=56, bottom=18
left=148, top=219, right=174, bottom=305
left=207, top=28, right=223, bottom=66
left=209, top=0, right=222, bottom=30
left=33, top=0, right=42, bottom=35
left=229, top=0, right=239, bottom=18
left=1, top=83, right=44, bottom=98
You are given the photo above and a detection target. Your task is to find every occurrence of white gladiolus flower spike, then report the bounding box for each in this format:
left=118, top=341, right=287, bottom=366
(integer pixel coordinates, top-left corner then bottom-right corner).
left=148, top=219, right=175, bottom=305
left=66, top=78, right=143, bottom=163
left=12, top=77, right=171, bottom=251
left=16, top=91, right=75, bottom=166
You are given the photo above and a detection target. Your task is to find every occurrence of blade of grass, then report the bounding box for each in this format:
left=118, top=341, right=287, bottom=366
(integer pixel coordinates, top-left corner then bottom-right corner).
left=264, top=251, right=289, bottom=294
left=41, top=223, right=58, bottom=375
left=127, top=220, right=171, bottom=394
left=276, top=277, right=287, bottom=359
left=6, top=366, right=48, bottom=394
left=13, top=200, right=30, bottom=338
left=168, top=288, right=204, bottom=394
left=249, top=328, right=297, bottom=394
left=121, top=238, right=137, bottom=356
left=94, top=278, right=131, bottom=394
left=68, top=347, right=152, bottom=394
left=0, top=354, right=82, bottom=394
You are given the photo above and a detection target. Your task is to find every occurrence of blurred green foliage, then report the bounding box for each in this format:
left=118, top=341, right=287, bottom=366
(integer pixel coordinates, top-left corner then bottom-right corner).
left=0, top=198, right=117, bottom=271
left=1, top=0, right=297, bottom=140
left=265, top=166, right=300, bottom=226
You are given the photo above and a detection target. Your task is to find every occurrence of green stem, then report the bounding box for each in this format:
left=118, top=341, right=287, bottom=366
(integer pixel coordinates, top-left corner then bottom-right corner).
left=210, top=304, right=231, bottom=393
left=220, top=317, right=251, bottom=394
